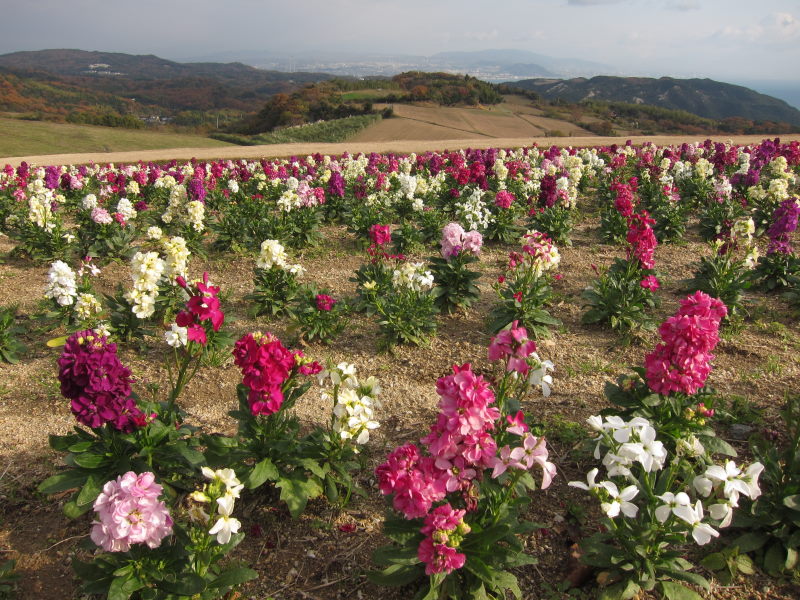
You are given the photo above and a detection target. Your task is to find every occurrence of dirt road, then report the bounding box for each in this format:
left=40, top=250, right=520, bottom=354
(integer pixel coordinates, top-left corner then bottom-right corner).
left=2, top=134, right=798, bottom=167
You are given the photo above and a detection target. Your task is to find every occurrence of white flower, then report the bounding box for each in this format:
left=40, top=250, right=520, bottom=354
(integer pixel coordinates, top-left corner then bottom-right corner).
left=82, top=194, right=98, bottom=210
left=44, top=260, right=77, bottom=306
left=599, top=481, right=639, bottom=518
left=568, top=468, right=600, bottom=491
left=693, top=475, right=714, bottom=497
left=527, top=358, right=554, bottom=397
left=208, top=495, right=241, bottom=544
left=256, top=239, right=288, bottom=270
left=617, top=425, right=666, bottom=473
left=147, top=226, right=163, bottom=240
left=704, top=460, right=751, bottom=500
left=655, top=491, right=692, bottom=523
left=116, top=198, right=137, bottom=221
left=673, top=500, right=719, bottom=545
left=75, top=293, right=102, bottom=320
left=708, top=501, right=736, bottom=528
left=165, top=324, right=188, bottom=348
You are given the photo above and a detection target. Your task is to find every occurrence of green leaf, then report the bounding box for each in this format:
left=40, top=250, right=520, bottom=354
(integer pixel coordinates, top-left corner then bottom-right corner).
left=63, top=499, right=92, bottom=518
left=786, top=547, right=798, bottom=571
left=276, top=475, right=322, bottom=518
left=783, top=495, right=800, bottom=510
left=67, top=440, right=95, bottom=453
left=371, top=544, right=420, bottom=566
left=599, top=580, right=640, bottom=600
left=38, top=470, right=88, bottom=495
left=701, top=435, right=737, bottom=457
left=156, top=573, right=206, bottom=595
left=366, top=563, right=424, bottom=587
left=208, top=566, right=259, bottom=589
left=763, top=543, right=786, bottom=575
left=175, top=442, right=205, bottom=467
left=246, top=458, right=279, bottom=489
left=736, top=554, right=755, bottom=575
left=108, top=574, right=145, bottom=600
left=700, top=553, right=726, bottom=572
left=298, top=457, right=327, bottom=479
left=661, top=569, right=709, bottom=590
left=76, top=475, right=102, bottom=507
left=71, top=452, right=108, bottom=469
left=659, top=580, right=703, bottom=600
left=732, top=532, right=769, bottom=553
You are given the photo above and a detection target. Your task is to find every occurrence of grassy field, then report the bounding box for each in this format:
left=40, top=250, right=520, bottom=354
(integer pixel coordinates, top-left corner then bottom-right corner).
left=0, top=117, right=233, bottom=157
left=211, top=114, right=382, bottom=145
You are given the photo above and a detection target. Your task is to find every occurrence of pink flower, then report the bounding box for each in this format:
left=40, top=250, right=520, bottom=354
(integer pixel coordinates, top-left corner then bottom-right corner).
left=91, top=207, right=113, bottom=224
left=369, top=224, right=392, bottom=246
left=417, top=539, right=466, bottom=575
left=644, top=292, right=727, bottom=396
left=315, top=294, right=336, bottom=311
left=90, top=471, right=173, bottom=552
left=640, top=275, right=660, bottom=291
left=494, top=190, right=515, bottom=209
left=505, top=411, right=529, bottom=435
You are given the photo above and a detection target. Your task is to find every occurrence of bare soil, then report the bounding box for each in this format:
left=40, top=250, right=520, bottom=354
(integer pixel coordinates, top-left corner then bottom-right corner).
left=1, top=198, right=800, bottom=599
left=4, top=134, right=799, bottom=169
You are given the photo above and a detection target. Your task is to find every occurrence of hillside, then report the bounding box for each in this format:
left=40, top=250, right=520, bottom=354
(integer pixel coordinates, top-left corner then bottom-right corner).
left=0, top=116, right=233, bottom=156
left=506, top=76, right=800, bottom=126
left=0, top=49, right=334, bottom=118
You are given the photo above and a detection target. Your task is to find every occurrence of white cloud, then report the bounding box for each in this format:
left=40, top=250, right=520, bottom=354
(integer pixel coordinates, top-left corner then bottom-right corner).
left=463, top=29, right=499, bottom=42
left=665, top=0, right=699, bottom=10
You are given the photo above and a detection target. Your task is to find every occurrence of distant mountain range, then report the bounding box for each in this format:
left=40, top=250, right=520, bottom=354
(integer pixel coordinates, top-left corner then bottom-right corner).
left=0, top=49, right=333, bottom=113
left=0, top=49, right=797, bottom=133
left=505, top=76, right=800, bottom=127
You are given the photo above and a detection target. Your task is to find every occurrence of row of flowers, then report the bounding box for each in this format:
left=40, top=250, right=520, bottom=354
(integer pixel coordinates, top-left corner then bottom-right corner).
left=35, top=270, right=800, bottom=599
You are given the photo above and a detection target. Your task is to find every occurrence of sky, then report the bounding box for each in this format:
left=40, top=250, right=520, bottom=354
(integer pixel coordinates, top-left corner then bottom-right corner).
left=1, top=0, right=798, bottom=83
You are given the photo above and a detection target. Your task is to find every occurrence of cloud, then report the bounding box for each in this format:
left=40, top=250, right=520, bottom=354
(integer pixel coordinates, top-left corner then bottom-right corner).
left=566, top=0, right=626, bottom=5
left=463, top=29, right=499, bottom=42
left=712, top=12, right=799, bottom=44
left=665, top=0, right=699, bottom=10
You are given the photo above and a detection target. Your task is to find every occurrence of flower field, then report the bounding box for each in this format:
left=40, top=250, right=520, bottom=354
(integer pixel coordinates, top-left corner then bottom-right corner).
left=0, top=138, right=799, bottom=600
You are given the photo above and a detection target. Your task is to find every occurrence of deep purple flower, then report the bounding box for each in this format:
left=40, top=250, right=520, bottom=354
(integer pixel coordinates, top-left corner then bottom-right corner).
left=58, top=330, right=142, bottom=431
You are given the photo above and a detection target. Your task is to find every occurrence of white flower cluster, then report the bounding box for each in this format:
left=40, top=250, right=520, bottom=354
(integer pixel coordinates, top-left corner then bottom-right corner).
left=191, top=468, right=244, bottom=545
left=44, top=260, right=77, bottom=306
left=694, top=158, right=713, bottom=180
left=277, top=189, right=301, bottom=212
left=75, top=293, right=102, bottom=321
left=164, top=323, right=188, bottom=348
left=28, top=193, right=56, bottom=232
left=146, top=226, right=163, bottom=241
left=162, top=236, right=190, bottom=282
left=116, top=198, right=137, bottom=221
left=161, top=184, right=186, bottom=224
left=571, top=415, right=763, bottom=546
left=319, top=362, right=381, bottom=446
left=186, top=200, right=205, bottom=232
left=455, top=188, right=493, bottom=232
left=392, top=261, right=434, bottom=292
left=82, top=194, right=98, bottom=210
left=255, top=239, right=305, bottom=275
left=125, top=251, right=165, bottom=319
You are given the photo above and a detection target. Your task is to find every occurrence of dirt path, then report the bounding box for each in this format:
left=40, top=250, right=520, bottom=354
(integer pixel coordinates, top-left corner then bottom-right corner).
left=3, top=134, right=798, bottom=167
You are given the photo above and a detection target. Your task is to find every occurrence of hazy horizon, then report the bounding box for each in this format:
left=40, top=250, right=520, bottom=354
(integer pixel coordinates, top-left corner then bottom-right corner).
left=1, top=0, right=797, bottom=83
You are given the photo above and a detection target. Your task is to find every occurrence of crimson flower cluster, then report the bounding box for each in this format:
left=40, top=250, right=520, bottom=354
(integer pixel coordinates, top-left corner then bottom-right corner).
left=175, top=272, right=224, bottom=346
left=233, top=332, right=321, bottom=416
left=58, top=330, right=143, bottom=432
left=626, top=211, right=658, bottom=270
left=315, top=294, right=336, bottom=311
left=644, top=291, right=728, bottom=396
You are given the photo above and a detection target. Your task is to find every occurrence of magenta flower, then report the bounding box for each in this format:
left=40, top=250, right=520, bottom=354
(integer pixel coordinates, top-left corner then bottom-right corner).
left=644, top=292, right=727, bottom=396
left=315, top=294, right=336, bottom=311
left=369, top=224, right=392, bottom=246
left=233, top=332, right=314, bottom=416
left=640, top=275, right=660, bottom=291
left=494, top=190, right=515, bottom=209
left=58, top=330, right=142, bottom=432
left=90, top=471, right=173, bottom=552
